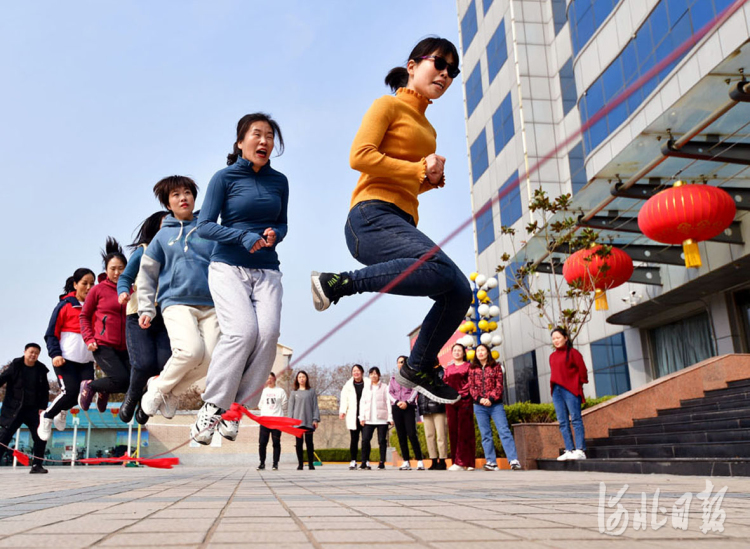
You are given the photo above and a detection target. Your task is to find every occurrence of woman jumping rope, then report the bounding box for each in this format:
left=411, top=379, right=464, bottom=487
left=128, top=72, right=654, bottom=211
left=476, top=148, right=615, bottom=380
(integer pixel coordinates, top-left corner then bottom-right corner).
left=311, top=37, right=471, bottom=404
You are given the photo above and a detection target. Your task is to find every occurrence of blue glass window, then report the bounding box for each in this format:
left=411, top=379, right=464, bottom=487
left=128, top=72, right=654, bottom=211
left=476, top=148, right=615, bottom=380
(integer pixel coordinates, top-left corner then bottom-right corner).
left=559, top=58, right=577, bottom=116
left=487, top=20, right=508, bottom=83
left=551, top=0, right=567, bottom=35
left=466, top=62, right=483, bottom=117
left=462, top=1, right=479, bottom=52
left=499, top=170, right=522, bottom=226
left=510, top=351, right=540, bottom=403
left=505, top=261, right=526, bottom=315
left=581, top=0, right=723, bottom=153
left=591, top=333, right=631, bottom=396
left=475, top=200, right=495, bottom=254
left=470, top=129, right=489, bottom=184
left=568, top=142, right=587, bottom=194
left=569, top=0, right=617, bottom=56
left=492, top=93, right=514, bottom=156
left=483, top=0, right=494, bottom=14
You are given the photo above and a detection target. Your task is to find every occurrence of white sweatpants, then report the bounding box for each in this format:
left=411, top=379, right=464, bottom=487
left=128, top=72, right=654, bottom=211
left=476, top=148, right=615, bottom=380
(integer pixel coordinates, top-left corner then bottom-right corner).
left=202, top=262, right=283, bottom=410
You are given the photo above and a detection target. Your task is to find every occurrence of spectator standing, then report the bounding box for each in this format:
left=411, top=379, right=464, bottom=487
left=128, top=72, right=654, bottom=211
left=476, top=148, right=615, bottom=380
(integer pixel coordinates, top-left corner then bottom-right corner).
left=389, top=356, right=424, bottom=470
left=257, top=372, right=287, bottom=470
left=339, top=364, right=367, bottom=469
left=359, top=367, right=392, bottom=470
left=288, top=371, right=319, bottom=470
left=418, top=362, right=447, bottom=470
left=444, top=343, right=475, bottom=471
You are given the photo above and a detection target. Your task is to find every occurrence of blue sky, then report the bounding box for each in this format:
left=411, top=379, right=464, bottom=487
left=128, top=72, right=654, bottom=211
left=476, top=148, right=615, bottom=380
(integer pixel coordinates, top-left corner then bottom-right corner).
left=0, top=1, right=477, bottom=373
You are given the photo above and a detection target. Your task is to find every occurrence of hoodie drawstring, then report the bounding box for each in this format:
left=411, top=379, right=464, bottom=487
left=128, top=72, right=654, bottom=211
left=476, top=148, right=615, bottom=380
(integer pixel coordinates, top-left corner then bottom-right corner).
left=168, top=220, right=185, bottom=247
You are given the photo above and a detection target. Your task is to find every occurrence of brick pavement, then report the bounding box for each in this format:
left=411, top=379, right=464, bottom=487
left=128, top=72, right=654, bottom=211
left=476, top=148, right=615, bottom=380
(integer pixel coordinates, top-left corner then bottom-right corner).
left=0, top=466, right=748, bottom=548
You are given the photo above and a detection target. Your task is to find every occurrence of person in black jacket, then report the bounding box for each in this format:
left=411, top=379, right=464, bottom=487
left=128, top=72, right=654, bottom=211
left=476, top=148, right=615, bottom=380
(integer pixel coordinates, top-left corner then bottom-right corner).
left=417, top=363, right=448, bottom=470
left=0, top=344, right=50, bottom=473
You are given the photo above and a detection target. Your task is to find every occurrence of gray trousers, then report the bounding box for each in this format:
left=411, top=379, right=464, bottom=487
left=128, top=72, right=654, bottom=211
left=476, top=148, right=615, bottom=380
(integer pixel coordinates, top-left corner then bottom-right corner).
left=202, top=262, right=283, bottom=410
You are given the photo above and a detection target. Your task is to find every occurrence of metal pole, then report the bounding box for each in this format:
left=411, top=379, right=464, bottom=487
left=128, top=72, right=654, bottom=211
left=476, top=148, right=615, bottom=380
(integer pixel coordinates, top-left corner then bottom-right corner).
left=135, top=424, right=141, bottom=459
left=127, top=420, right=133, bottom=457
left=85, top=421, right=91, bottom=461
left=12, top=428, right=20, bottom=468
left=71, top=418, right=78, bottom=468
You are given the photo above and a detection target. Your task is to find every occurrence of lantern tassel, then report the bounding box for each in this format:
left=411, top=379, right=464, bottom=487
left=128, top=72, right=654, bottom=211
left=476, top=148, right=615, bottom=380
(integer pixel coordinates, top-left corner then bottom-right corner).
left=594, top=289, right=609, bottom=311
left=683, top=239, right=701, bottom=268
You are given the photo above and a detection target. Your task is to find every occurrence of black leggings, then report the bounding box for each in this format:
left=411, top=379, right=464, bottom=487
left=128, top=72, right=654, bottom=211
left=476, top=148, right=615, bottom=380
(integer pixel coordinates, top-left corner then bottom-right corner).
left=295, top=428, right=315, bottom=467
left=349, top=422, right=362, bottom=461
left=361, top=424, right=388, bottom=464
left=89, top=347, right=131, bottom=394
left=44, top=360, right=94, bottom=419
left=392, top=404, right=422, bottom=461
left=0, top=406, right=46, bottom=466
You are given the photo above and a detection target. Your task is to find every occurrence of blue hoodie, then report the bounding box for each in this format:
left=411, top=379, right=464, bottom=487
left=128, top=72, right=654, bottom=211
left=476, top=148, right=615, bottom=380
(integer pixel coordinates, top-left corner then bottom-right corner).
left=135, top=212, right=215, bottom=318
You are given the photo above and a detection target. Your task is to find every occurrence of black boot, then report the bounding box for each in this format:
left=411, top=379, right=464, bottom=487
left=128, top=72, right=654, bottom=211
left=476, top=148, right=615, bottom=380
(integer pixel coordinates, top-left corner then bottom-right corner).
left=436, top=458, right=447, bottom=470
left=119, top=392, right=139, bottom=423
left=134, top=404, right=149, bottom=425
left=428, top=459, right=438, bottom=470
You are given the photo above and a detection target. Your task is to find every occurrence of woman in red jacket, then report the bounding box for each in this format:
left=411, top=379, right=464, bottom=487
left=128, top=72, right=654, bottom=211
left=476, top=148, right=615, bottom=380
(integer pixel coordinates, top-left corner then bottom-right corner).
left=468, top=344, right=521, bottom=471
left=550, top=327, right=589, bottom=461
left=444, top=343, right=475, bottom=471
left=78, top=238, right=130, bottom=412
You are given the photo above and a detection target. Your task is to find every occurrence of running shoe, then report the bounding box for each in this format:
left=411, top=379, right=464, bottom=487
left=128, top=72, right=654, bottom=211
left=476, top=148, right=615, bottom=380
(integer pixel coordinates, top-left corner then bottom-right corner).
left=53, top=410, right=67, bottom=431
left=399, top=462, right=412, bottom=470
left=349, top=460, right=357, bottom=470
left=395, top=362, right=459, bottom=404
left=78, top=380, right=95, bottom=411
left=96, top=392, right=109, bottom=413
left=572, top=450, right=587, bottom=460
left=311, top=271, right=351, bottom=311
left=484, top=462, right=499, bottom=471
left=218, top=419, right=239, bottom=441
left=30, top=464, right=48, bottom=474
left=448, top=464, right=467, bottom=471
left=359, top=462, right=371, bottom=470
left=416, top=461, right=425, bottom=471
left=510, top=459, right=523, bottom=470
left=556, top=450, right=574, bottom=461
left=37, top=412, right=53, bottom=442
left=140, top=377, right=163, bottom=417
left=190, top=402, right=221, bottom=445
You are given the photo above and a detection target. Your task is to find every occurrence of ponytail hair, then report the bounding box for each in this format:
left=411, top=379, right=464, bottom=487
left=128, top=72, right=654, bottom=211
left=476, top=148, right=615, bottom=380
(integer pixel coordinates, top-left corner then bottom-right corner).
left=551, top=326, right=573, bottom=362
left=101, top=237, right=127, bottom=270
left=61, top=267, right=95, bottom=299
left=129, top=211, right=168, bottom=250
left=384, top=36, right=460, bottom=92
left=227, top=112, right=285, bottom=166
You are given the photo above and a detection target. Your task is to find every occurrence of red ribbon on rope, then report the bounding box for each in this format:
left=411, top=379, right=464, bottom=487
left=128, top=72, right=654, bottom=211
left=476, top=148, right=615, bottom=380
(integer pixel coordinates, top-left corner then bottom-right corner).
left=12, top=450, right=30, bottom=466
left=222, top=403, right=307, bottom=437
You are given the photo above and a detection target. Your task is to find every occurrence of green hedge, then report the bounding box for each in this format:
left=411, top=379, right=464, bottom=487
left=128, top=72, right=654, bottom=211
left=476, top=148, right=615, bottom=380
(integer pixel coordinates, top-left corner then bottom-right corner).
left=390, top=396, right=614, bottom=459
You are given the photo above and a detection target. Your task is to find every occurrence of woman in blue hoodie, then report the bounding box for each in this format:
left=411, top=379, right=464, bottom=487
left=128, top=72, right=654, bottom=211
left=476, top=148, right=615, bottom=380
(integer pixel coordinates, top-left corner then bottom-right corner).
left=136, top=176, right=219, bottom=421
left=192, top=113, right=288, bottom=445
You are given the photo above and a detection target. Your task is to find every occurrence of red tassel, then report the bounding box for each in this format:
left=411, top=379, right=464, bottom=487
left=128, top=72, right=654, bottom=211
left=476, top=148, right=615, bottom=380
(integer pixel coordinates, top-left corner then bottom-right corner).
left=135, top=457, right=180, bottom=469
left=220, top=403, right=306, bottom=438
left=13, top=451, right=29, bottom=466
left=221, top=403, right=245, bottom=422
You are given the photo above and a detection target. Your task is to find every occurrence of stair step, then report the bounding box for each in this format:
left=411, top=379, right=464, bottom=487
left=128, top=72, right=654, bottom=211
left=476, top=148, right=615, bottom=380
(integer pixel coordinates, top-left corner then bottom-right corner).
left=585, top=441, right=750, bottom=460
left=611, top=416, right=750, bottom=437
left=658, top=394, right=750, bottom=415
left=633, top=407, right=750, bottom=426
left=727, top=378, right=750, bottom=389
left=703, top=384, right=750, bottom=399
left=681, top=389, right=750, bottom=406
left=588, top=428, right=750, bottom=447
left=537, top=457, right=750, bottom=476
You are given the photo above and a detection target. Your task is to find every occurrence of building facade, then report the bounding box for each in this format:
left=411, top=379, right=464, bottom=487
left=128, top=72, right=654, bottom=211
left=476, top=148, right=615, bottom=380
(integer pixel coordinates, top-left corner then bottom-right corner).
left=457, top=0, right=750, bottom=403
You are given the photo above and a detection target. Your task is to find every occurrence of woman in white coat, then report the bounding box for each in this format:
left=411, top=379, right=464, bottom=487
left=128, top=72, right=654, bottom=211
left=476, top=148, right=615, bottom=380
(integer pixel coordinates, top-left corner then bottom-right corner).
left=339, top=364, right=367, bottom=470
left=359, top=367, right=393, bottom=470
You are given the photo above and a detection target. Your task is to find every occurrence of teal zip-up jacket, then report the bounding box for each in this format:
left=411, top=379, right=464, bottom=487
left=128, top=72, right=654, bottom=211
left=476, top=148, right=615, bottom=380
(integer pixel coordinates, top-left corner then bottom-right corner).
left=136, top=212, right=215, bottom=318
left=197, top=157, right=289, bottom=270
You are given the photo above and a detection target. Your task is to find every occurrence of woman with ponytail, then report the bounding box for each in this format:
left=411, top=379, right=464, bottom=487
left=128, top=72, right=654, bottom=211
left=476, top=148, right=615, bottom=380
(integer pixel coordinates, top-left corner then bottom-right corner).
left=549, top=327, right=589, bottom=461
left=78, top=238, right=130, bottom=412
left=310, top=37, right=471, bottom=405
left=116, top=211, right=171, bottom=424
left=38, top=268, right=96, bottom=441
left=192, top=113, right=288, bottom=444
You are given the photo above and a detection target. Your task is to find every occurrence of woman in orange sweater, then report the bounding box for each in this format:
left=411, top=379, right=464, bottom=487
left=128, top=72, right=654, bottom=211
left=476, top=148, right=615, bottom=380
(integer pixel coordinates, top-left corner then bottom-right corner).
left=311, top=37, right=471, bottom=404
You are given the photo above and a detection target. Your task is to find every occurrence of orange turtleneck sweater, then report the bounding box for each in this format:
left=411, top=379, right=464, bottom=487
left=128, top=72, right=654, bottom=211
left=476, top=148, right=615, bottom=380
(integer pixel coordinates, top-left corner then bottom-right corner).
left=349, top=87, right=445, bottom=225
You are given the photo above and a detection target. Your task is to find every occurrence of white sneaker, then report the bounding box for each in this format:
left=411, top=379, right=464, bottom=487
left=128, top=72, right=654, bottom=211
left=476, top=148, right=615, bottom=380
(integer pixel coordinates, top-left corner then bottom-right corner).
left=53, top=410, right=67, bottom=431
left=467, top=467, right=475, bottom=471
left=191, top=402, right=221, bottom=445
left=140, top=377, right=163, bottom=417
left=399, top=462, right=412, bottom=470
left=448, top=464, right=466, bottom=471
left=161, top=392, right=178, bottom=419
left=416, top=461, right=425, bottom=471
left=557, top=450, right=575, bottom=461
left=572, top=449, right=587, bottom=460
left=218, top=419, right=239, bottom=441
left=509, top=459, right=522, bottom=470
left=37, top=413, right=53, bottom=441
left=349, top=460, right=357, bottom=470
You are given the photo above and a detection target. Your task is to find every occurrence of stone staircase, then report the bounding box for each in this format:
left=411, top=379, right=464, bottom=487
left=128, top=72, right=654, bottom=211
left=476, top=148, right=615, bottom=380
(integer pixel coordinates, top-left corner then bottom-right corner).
left=537, top=378, right=750, bottom=476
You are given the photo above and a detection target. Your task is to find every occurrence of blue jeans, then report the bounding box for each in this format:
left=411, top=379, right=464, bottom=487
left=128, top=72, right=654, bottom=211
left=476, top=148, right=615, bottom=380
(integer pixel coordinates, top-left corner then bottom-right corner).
left=552, top=384, right=586, bottom=451
left=125, top=313, right=171, bottom=398
left=344, top=201, right=472, bottom=372
left=473, top=402, right=518, bottom=462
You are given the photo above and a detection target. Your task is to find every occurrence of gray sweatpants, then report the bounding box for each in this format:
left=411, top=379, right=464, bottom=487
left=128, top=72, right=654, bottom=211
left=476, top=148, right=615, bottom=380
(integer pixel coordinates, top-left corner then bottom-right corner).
left=202, top=262, right=283, bottom=410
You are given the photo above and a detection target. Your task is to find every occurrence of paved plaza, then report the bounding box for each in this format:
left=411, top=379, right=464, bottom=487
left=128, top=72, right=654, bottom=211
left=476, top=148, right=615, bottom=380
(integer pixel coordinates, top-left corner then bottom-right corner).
left=0, top=465, right=749, bottom=548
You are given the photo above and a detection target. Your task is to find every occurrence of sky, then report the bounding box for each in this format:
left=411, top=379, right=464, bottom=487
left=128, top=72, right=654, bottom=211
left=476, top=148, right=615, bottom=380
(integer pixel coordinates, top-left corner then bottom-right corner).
left=0, top=1, right=478, bottom=374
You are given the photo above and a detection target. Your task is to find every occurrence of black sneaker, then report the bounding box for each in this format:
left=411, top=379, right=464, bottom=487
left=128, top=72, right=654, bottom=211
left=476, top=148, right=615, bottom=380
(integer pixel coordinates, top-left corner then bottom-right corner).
left=311, top=271, right=351, bottom=311
left=135, top=405, right=150, bottom=426
left=257, top=463, right=265, bottom=470
left=118, top=392, right=139, bottom=423
left=272, top=464, right=278, bottom=471
left=297, top=464, right=304, bottom=470
left=378, top=462, right=385, bottom=470
left=30, top=464, right=48, bottom=474
left=360, top=462, right=371, bottom=470
left=396, top=363, right=459, bottom=404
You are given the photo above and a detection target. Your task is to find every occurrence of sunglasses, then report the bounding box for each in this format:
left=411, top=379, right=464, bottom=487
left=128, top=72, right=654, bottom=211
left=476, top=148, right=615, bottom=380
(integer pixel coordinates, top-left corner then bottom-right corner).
left=420, top=55, right=460, bottom=79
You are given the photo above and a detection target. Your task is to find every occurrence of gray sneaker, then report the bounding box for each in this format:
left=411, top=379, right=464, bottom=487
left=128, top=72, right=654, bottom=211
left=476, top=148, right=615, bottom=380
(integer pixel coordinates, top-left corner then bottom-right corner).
left=311, top=271, right=351, bottom=311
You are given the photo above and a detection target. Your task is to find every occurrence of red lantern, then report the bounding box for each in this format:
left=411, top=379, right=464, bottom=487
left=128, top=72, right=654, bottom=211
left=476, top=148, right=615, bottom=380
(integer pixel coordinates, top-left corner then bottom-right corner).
left=563, top=245, right=634, bottom=311
left=637, top=181, right=736, bottom=268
